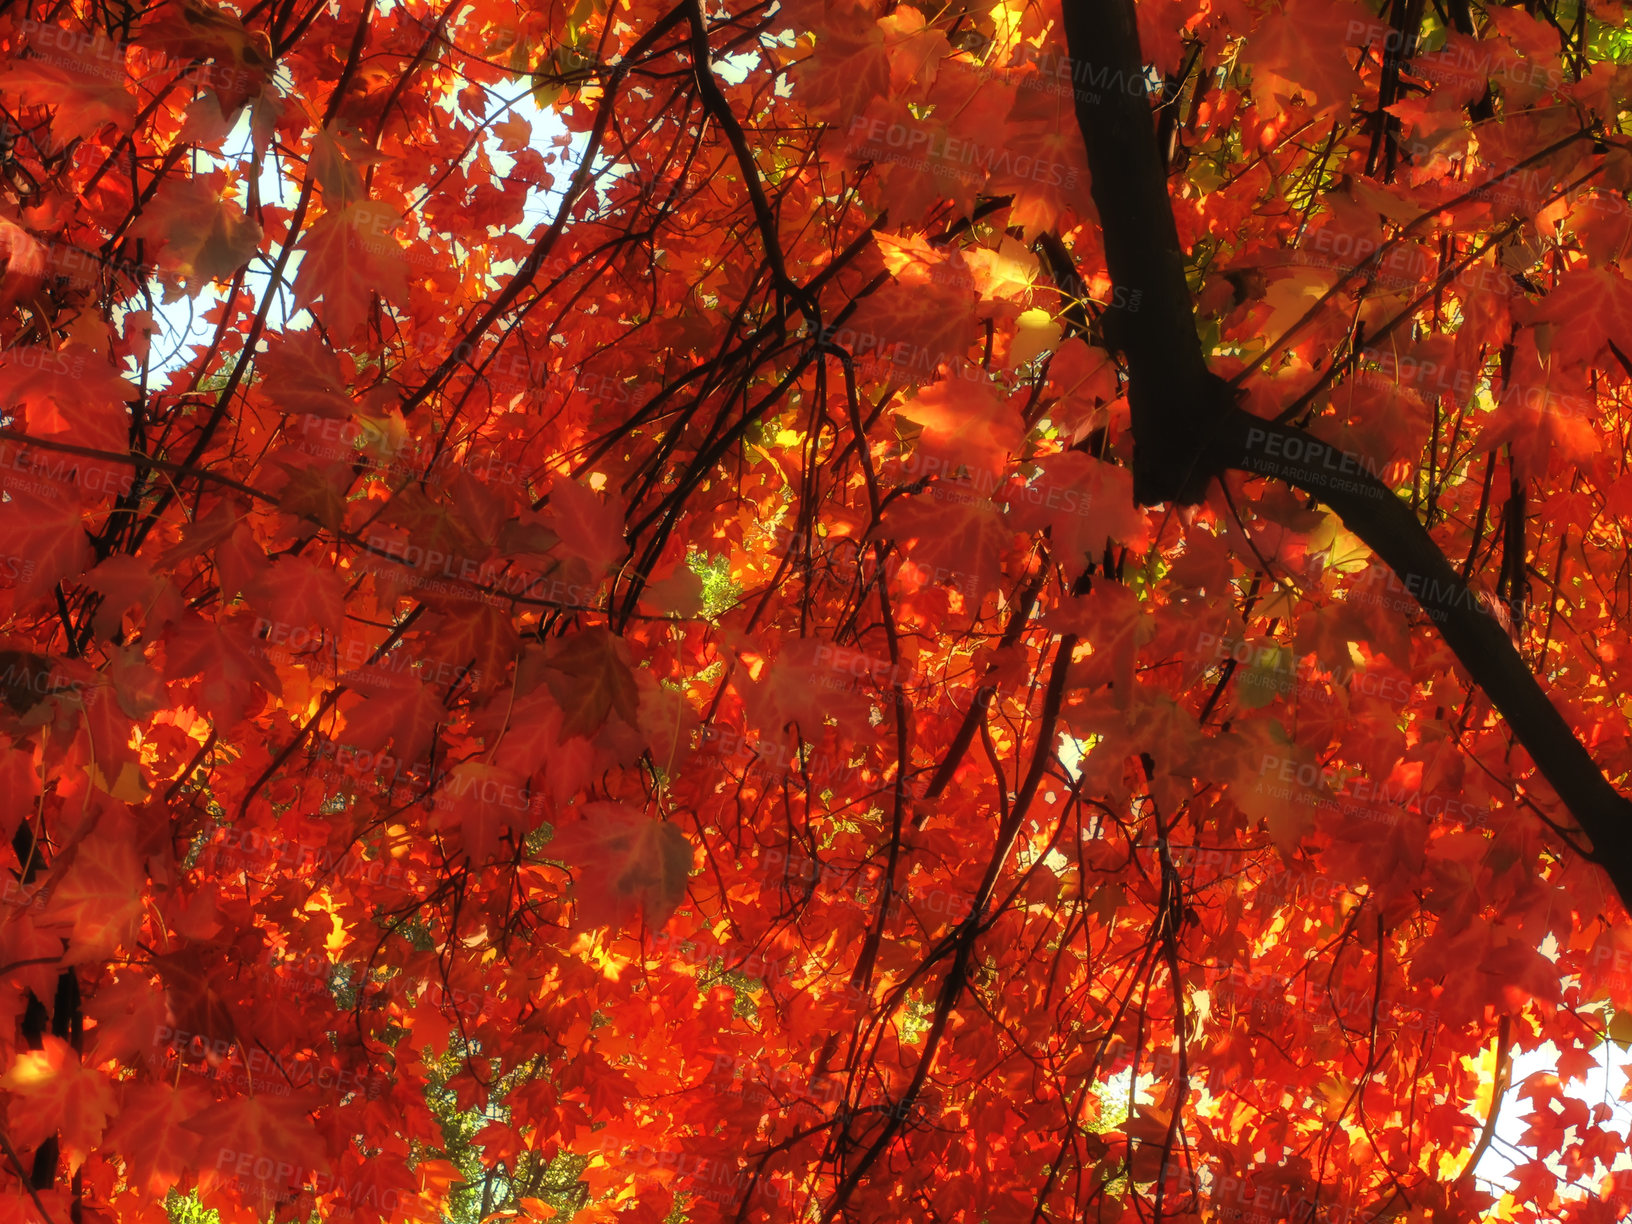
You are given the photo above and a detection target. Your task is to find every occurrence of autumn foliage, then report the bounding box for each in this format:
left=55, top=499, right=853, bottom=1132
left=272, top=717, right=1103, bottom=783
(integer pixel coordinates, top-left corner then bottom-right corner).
left=4, top=0, right=1632, bottom=1222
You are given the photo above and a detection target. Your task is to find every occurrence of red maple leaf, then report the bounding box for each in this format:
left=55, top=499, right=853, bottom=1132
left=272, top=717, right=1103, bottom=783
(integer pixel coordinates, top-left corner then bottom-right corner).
left=1, top=1037, right=117, bottom=1171
left=549, top=803, right=693, bottom=931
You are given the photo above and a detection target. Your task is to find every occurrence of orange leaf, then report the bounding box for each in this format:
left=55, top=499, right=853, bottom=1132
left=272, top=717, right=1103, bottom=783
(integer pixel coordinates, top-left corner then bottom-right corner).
left=543, top=627, right=640, bottom=741
left=550, top=803, right=693, bottom=931
left=895, top=379, right=1023, bottom=481
left=1244, top=0, right=1375, bottom=117
left=103, top=1082, right=211, bottom=1196
left=1, top=1036, right=117, bottom=1171
left=125, top=176, right=261, bottom=297
left=293, top=201, right=411, bottom=338
left=0, top=487, right=93, bottom=607
left=42, top=828, right=146, bottom=963
left=185, top=1094, right=331, bottom=1199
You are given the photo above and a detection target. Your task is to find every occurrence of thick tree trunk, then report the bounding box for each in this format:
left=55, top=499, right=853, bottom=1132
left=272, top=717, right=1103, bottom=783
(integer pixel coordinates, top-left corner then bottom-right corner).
left=1058, top=0, right=1233, bottom=505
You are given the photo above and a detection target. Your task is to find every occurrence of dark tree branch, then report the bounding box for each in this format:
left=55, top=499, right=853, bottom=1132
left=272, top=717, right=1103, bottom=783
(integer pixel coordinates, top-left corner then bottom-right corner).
left=1059, top=0, right=1233, bottom=505
left=1213, top=409, right=1632, bottom=903
left=1062, top=0, right=1632, bottom=908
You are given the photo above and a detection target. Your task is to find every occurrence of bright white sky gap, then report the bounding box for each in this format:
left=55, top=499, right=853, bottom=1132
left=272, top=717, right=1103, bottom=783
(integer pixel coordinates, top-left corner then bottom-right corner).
left=142, top=78, right=579, bottom=372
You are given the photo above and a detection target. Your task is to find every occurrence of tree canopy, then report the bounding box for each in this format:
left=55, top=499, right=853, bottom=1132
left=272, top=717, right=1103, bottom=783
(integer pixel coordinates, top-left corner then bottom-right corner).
left=2, top=0, right=1632, bottom=1222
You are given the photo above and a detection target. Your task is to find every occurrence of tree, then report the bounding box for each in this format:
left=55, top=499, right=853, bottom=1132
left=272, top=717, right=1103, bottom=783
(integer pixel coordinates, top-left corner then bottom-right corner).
left=2, top=0, right=1632, bottom=1220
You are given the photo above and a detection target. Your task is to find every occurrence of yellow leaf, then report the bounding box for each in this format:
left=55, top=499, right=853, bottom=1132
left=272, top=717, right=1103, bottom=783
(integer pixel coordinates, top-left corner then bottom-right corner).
left=1009, top=308, right=1062, bottom=367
